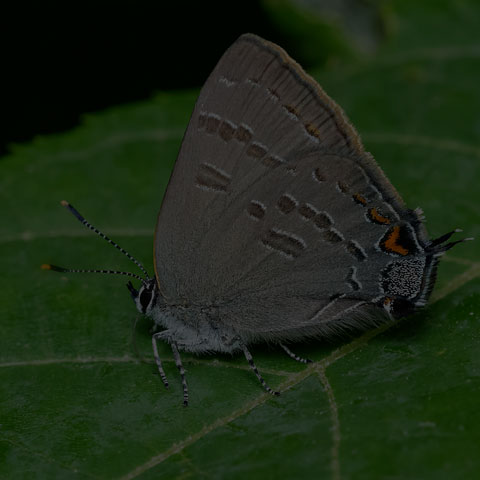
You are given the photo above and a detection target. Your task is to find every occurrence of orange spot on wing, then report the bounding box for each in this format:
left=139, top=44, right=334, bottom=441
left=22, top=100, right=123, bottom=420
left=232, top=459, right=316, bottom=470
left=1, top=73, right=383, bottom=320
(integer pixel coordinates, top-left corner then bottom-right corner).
left=353, top=193, right=367, bottom=205
left=305, top=122, right=321, bottom=139
left=284, top=104, right=300, bottom=117
left=384, top=226, right=409, bottom=255
left=369, top=207, right=391, bottom=224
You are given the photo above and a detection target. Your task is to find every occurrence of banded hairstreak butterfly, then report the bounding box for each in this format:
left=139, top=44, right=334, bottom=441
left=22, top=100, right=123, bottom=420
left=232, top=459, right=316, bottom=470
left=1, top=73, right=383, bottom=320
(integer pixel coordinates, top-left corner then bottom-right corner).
left=43, top=34, right=471, bottom=405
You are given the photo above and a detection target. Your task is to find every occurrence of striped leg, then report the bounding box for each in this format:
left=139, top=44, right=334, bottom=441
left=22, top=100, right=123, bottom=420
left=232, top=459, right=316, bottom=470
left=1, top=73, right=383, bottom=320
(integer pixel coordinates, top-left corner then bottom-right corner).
left=171, top=341, right=189, bottom=407
left=152, top=332, right=169, bottom=388
left=241, top=344, right=279, bottom=396
left=280, top=343, right=312, bottom=364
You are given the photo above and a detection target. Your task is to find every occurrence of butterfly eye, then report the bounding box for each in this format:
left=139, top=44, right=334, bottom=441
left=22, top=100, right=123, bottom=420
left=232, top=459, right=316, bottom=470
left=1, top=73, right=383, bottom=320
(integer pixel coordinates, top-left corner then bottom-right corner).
left=139, top=287, right=153, bottom=312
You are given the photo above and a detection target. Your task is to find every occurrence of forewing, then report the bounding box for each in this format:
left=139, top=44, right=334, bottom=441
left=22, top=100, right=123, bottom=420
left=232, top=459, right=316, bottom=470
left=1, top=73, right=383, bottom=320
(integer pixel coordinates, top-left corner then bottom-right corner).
left=154, top=34, right=426, bottom=334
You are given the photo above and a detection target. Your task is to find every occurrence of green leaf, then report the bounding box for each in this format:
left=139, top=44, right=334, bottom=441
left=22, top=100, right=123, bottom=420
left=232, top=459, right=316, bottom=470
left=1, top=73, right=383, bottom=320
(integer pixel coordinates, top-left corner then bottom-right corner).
left=1, top=1, right=479, bottom=478
left=261, top=0, right=389, bottom=62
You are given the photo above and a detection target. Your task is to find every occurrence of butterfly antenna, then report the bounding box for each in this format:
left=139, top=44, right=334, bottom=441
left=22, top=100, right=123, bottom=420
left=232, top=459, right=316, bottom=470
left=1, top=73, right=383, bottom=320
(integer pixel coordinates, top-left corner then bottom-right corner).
left=58, top=200, right=150, bottom=279
left=41, top=264, right=145, bottom=282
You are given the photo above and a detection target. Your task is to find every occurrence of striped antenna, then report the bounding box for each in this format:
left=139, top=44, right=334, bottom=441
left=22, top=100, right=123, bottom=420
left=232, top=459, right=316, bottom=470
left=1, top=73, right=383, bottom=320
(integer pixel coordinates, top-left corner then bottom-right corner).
left=58, top=200, right=150, bottom=279
left=41, top=264, right=145, bottom=282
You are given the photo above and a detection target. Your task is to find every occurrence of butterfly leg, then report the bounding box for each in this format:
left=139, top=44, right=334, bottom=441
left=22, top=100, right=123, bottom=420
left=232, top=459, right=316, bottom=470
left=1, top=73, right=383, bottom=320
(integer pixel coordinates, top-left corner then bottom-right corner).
left=171, top=341, right=189, bottom=407
left=241, top=344, right=279, bottom=396
left=280, top=343, right=312, bottom=364
left=152, top=332, right=169, bottom=388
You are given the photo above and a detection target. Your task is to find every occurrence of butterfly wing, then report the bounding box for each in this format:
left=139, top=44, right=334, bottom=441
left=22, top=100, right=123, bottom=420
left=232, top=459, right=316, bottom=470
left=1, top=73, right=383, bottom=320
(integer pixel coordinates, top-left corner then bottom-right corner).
left=154, top=34, right=428, bottom=339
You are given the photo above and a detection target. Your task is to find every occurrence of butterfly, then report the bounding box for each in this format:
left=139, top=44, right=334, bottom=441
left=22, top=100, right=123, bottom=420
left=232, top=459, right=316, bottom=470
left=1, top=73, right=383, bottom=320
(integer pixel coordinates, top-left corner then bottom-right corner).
left=43, top=34, right=471, bottom=405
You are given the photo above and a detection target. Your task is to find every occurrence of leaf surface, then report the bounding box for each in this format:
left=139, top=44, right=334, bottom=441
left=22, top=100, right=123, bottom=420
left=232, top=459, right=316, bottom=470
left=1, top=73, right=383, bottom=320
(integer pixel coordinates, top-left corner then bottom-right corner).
left=1, top=1, right=479, bottom=478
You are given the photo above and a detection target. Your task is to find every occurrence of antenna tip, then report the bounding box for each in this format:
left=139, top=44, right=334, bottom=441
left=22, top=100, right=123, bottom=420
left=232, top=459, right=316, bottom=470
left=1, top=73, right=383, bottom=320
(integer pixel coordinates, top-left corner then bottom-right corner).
left=60, top=200, right=69, bottom=207
left=41, top=264, right=67, bottom=272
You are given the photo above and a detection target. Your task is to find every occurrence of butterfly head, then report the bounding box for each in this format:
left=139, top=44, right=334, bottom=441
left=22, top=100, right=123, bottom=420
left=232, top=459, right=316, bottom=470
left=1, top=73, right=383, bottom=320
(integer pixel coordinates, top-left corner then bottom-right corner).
left=127, top=278, right=158, bottom=315
left=42, top=201, right=164, bottom=317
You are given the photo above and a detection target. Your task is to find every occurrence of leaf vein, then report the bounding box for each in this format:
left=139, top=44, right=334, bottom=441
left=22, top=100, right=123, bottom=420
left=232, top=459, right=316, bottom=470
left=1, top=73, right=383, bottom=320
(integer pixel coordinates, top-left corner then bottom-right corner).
left=317, top=367, right=341, bottom=480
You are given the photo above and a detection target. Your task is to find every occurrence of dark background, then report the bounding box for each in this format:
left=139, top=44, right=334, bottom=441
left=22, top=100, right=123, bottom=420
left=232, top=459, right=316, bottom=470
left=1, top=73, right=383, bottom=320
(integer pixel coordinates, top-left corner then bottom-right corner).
left=1, top=2, right=293, bottom=157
